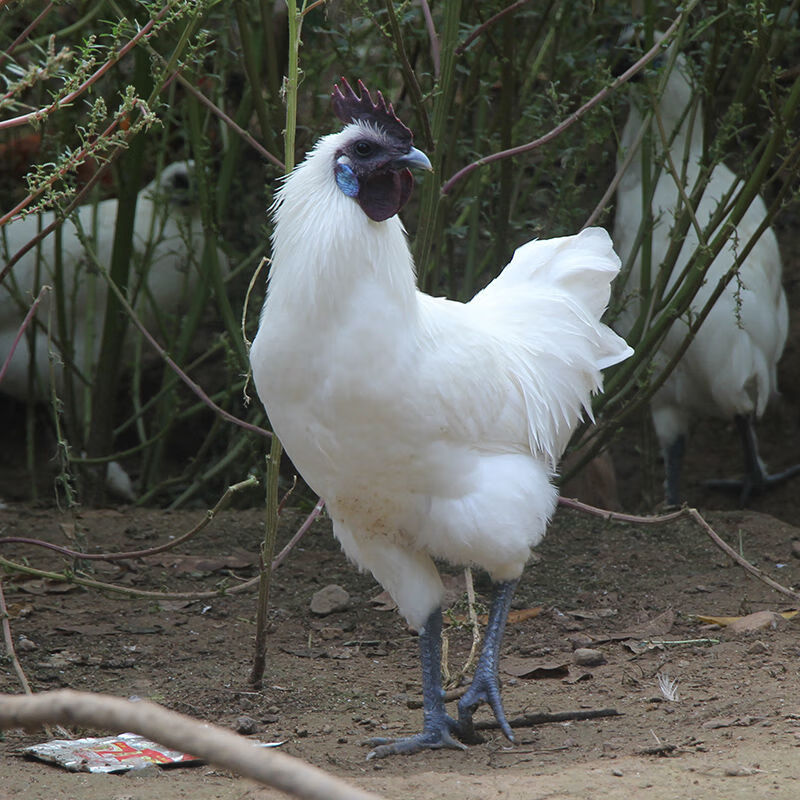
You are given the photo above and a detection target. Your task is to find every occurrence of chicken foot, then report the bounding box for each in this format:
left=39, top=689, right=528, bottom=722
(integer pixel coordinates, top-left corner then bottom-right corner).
left=705, top=414, right=800, bottom=505
left=367, top=607, right=465, bottom=759
left=456, top=579, right=518, bottom=744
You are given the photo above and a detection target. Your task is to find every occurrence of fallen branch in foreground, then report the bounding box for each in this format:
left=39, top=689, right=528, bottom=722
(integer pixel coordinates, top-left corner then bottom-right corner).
left=474, top=707, right=621, bottom=731
left=558, top=497, right=800, bottom=605
left=0, top=690, right=384, bottom=800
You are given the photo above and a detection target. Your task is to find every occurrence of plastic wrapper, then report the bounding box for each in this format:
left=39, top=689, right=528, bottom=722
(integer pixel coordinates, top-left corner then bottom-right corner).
left=24, top=732, right=202, bottom=773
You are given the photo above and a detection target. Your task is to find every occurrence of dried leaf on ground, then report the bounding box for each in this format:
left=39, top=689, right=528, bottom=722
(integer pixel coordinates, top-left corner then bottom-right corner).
left=55, top=623, right=119, bottom=636
left=141, top=550, right=257, bottom=574
left=14, top=579, right=79, bottom=595
left=370, top=590, right=397, bottom=612
left=566, top=607, right=618, bottom=620
left=500, top=656, right=570, bottom=679
left=693, top=609, right=798, bottom=629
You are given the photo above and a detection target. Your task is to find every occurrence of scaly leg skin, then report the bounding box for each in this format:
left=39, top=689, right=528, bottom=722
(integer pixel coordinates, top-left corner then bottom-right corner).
left=367, top=607, right=465, bottom=759
left=456, top=579, right=518, bottom=745
left=705, top=414, right=800, bottom=506
left=664, top=434, right=686, bottom=508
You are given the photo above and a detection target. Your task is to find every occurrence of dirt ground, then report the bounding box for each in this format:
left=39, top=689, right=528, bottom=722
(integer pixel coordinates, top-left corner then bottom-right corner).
left=3, top=441, right=800, bottom=800
left=2, top=223, right=800, bottom=799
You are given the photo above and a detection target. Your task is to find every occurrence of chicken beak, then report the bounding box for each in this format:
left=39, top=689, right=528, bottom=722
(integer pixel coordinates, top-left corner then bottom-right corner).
left=394, top=146, right=433, bottom=172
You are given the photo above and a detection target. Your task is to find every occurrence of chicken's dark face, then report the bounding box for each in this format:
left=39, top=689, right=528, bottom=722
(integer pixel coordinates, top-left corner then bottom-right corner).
left=334, top=128, right=431, bottom=222
left=330, top=78, right=431, bottom=222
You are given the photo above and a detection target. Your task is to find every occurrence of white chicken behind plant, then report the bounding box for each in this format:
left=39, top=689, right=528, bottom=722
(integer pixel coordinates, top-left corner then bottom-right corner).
left=251, top=79, right=632, bottom=758
left=614, top=43, right=794, bottom=506
left=0, top=161, right=211, bottom=403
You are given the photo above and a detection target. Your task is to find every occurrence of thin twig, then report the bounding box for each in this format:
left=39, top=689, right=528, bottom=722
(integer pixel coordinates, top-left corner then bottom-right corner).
left=250, top=434, right=285, bottom=687
left=0, top=577, right=33, bottom=695
left=0, top=1, right=54, bottom=68
left=558, top=496, right=800, bottom=605
left=418, top=0, right=440, bottom=79
left=0, top=578, right=67, bottom=738
left=0, top=4, right=174, bottom=131
left=0, top=477, right=259, bottom=562
left=382, top=0, right=434, bottom=150
left=441, top=0, right=700, bottom=194
left=454, top=0, right=532, bottom=55
left=0, top=555, right=255, bottom=601
left=0, top=285, right=50, bottom=388
left=474, top=707, right=621, bottom=731
left=406, top=686, right=467, bottom=709
left=582, top=111, right=651, bottom=229
left=93, top=259, right=270, bottom=439
left=0, top=496, right=323, bottom=601
left=272, top=498, right=325, bottom=571
left=173, top=73, right=284, bottom=169
left=0, top=690, right=385, bottom=800
left=0, top=108, right=131, bottom=231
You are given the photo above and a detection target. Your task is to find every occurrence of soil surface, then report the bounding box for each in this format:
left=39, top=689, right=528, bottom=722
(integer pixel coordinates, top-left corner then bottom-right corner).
left=2, top=215, right=800, bottom=800
left=2, top=487, right=800, bottom=799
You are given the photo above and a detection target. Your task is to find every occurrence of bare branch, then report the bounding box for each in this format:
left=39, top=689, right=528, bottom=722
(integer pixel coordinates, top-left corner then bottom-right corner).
left=0, top=285, right=50, bottom=388
left=441, top=0, right=700, bottom=194
left=558, top=497, right=800, bottom=605
left=454, top=0, right=532, bottom=56
left=0, top=4, right=173, bottom=131
left=418, top=0, right=440, bottom=79
left=0, top=690, right=386, bottom=800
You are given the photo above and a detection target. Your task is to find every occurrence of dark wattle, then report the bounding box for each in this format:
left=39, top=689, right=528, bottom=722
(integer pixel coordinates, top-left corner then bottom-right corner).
left=358, top=168, right=414, bottom=222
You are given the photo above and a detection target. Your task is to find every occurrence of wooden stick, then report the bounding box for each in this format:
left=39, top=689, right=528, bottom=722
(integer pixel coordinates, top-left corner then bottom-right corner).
left=0, top=690, right=385, bottom=800
left=558, top=496, right=800, bottom=605
left=475, top=707, right=621, bottom=731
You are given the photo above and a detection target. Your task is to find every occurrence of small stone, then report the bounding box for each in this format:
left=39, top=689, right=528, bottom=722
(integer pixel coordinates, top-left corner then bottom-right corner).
left=611, top=768, right=624, bottom=777
left=123, top=764, right=160, bottom=779
left=261, top=714, right=280, bottom=724
left=267, top=705, right=280, bottom=715
left=321, top=724, right=333, bottom=734
left=310, top=584, right=350, bottom=616
left=295, top=727, right=309, bottom=738
left=574, top=647, right=606, bottom=666
left=747, top=640, right=769, bottom=655
left=567, top=632, right=594, bottom=650
left=724, top=765, right=759, bottom=777
left=234, top=715, right=260, bottom=735
left=17, top=636, right=37, bottom=652
left=791, top=541, right=800, bottom=559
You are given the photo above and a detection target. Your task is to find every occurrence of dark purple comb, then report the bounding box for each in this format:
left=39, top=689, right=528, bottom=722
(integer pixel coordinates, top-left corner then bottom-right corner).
left=331, top=78, right=413, bottom=148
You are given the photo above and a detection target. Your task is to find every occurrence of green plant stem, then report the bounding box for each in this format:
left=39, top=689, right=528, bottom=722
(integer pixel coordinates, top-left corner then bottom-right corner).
left=414, top=0, right=462, bottom=284
left=233, top=0, right=279, bottom=156
left=249, top=433, right=282, bottom=687
left=248, top=0, right=309, bottom=688
left=382, top=0, right=433, bottom=150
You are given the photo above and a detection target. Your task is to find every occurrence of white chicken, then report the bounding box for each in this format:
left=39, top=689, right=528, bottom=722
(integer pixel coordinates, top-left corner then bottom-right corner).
left=0, top=161, right=207, bottom=403
left=614, top=46, right=794, bottom=506
left=251, top=79, right=631, bottom=757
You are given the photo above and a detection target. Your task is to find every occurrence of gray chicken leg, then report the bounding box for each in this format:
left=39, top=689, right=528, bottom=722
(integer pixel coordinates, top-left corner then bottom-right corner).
left=457, top=579, right=518, bottom=743
left=367, top=607, right=465, bottom=759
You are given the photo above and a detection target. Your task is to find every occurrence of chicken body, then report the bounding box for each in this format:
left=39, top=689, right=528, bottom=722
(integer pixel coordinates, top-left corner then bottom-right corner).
left=252, top=100, right=631, bottom=756
left=0, top=161, right=210, bottom=402
left=614, top=55, right=790, bottom=505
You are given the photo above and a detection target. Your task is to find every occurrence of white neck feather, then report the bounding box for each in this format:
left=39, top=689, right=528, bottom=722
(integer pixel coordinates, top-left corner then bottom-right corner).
left=621, top=54, right=704, bottom=175
left=266, top=131, right=419, bottom=320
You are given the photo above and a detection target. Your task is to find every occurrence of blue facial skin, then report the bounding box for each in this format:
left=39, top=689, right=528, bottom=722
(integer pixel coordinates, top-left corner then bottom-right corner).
left=335, top=160, right=360, bottom=197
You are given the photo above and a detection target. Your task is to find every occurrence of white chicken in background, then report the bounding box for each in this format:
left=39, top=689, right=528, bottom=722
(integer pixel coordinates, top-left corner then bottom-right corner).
left=614, top=45, right=795, bottom=506
left=251, top=79, right=631, bottom=758
left=0, top=161, right=207, bottom=403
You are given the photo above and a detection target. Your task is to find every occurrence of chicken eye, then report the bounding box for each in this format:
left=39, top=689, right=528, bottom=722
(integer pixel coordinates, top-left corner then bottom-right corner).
left=354, top=140, right=373, bottom=158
